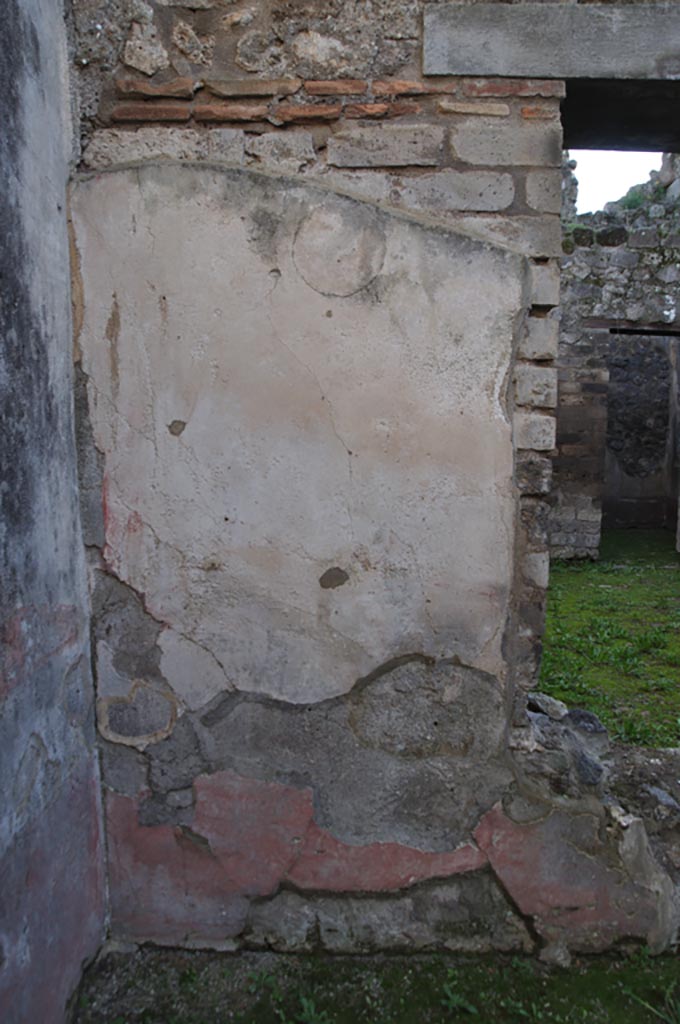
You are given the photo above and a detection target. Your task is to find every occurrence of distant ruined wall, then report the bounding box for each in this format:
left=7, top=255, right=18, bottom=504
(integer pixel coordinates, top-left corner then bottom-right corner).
left=0, top=2, right=105, bottom=1021
left=63, top=0, right=680, bottom=967
left=552, top=154, right=680, bottom=557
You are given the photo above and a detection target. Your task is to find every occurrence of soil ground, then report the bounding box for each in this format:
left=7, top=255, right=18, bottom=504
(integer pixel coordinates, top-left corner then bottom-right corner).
left=72, top=948, right=680, bottom=1023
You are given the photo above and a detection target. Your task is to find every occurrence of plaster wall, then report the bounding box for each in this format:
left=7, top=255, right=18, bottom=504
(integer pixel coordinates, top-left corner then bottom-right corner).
left=0, top=1, right=105, bottom=1020
left=64, top=0, right=679, bottom=967
left=72, top=162, right=532, bottom=948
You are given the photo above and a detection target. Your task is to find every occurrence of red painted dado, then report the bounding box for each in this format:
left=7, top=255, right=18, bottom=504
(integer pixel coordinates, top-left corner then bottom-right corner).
left=288, top=822, right=486, bottom=891
left=107, top=792, right=249, bottom=943
left=474, top=803, right=662, bottom=952
left=0, top=761, right=105, bottom=1023
left=106, top=770, right=488, bottom=941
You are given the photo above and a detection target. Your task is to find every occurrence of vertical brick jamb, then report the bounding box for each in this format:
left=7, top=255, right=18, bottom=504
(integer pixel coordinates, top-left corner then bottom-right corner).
left=512, top=254, right=561, bottom=697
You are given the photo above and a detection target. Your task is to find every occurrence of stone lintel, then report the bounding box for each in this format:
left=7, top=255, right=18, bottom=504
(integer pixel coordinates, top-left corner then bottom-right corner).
left=424, top=3, right=680, bottom=80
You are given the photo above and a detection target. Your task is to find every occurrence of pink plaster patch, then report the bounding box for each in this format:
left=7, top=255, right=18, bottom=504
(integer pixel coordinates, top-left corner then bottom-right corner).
left=289, top=821, right=487, bottom=891
left=193, top=772, right=314, bottom=894
left=194, top=771, right=487, bottom=892
left=107, top=770, right=488, bottom=940
left=0, top=760, right=105, bottom=1024
left=474, top=803, right=660, bottom=952
left=107, top=792, right=249, bottom=943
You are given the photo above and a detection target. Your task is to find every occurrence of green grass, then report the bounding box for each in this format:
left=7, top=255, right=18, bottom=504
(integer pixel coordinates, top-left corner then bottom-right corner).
left=74, top=949, right=680, bottom=1023
left=539, top=528, right=680, bottom=747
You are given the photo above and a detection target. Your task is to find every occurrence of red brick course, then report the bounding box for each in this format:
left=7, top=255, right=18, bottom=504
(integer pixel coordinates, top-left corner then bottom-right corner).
left=111, top=102, right=192, bottom=122
left=205, top=78, right=302, bottom=98
left=194, top=101, right=270, bottom=122
left=305, top=80, right=368, bottom=96
left=276, top=102, right=344, bottom=122
left=115, top=76, right=195, bottom=99
left=372, top=79, right=457, bottom=96
left=462, top=78, right=566, bottom=99
left=345, top=100, right=421, bottom=118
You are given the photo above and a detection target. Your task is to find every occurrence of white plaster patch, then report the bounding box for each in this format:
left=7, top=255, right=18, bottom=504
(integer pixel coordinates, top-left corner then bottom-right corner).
left=72, top=166, right=525, bottom=703
left=159, top=626, right=231, bottom=710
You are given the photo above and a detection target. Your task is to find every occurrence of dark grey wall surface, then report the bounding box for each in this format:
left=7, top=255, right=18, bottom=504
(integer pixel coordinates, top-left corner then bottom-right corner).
left=0, top=1, right=104, bottom=1021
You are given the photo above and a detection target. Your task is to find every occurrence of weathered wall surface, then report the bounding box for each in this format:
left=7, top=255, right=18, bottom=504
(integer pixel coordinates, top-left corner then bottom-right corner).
left=72, top=162, right=532, bottom=951
left=64, top=0, right=680, bottom=966
left=552, top=155, right=680, bottom=557
left=0, top=1, right=105, bottom=1021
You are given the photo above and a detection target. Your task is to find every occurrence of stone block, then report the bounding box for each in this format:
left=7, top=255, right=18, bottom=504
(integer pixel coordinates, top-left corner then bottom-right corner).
left=667, top=179, right=680, bottom=203
left=318, top=168, right=393, bottom=205
left=609, top=250, right=639, bottom=269
left=475, top=802, right=676, bottom=960
left=245, top=130, right=315, bottom=170
left=327, top=125, right=445, bottom=167
left=657, top=264, right=680, bottom=283
left=452, top=215, right=561, bottom=258
left=245, top=877, right=532, bottom=954
left=520, top=497, right=551, bottom=548
left=519, top=318, right=558, bottom=360
left=424, top=4, right=680, bottom=80
left=572, top=227, right=594, bottom=247
left=123, top=22, right=169, bottom=77
left=438, top=99, right=510, bottom=117
left=514, top=412, right=556, bottom=451
left=523, top=551, right=550, bottom=590
left=450, top=119, right=562, bottom=167
left=515, top=452, right=552, bottom=495
left=514, top=365, right=557, bottom=409
left=83, top=128, right=206, bottom=169
left=596, top=226, right=627, bottom=247
left=206, top=128, right=246, bottom=164
left=576, top=507, right=602, bottom=523
left=526, top=170, right=562, bottom=213
left=99, top=740, right=148, bottom=796
left=397, top=170, right=514, bottom=213
left=630, top=228, right=660, bottom=249
left=529, top=262, right=560, bottom=306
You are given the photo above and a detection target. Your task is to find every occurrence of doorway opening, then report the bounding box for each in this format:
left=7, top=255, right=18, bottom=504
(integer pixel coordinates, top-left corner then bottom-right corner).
left=541, top=146, right=680, bottom=746
left=551, top=150, right=680, bottom=559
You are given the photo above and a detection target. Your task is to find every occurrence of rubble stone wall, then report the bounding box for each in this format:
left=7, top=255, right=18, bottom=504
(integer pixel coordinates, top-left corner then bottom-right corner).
left=68, top=0, right=569, bottom=957
left=552, top=154, right=680, bottom=557
left=62, top=0, right=680, bottom=970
